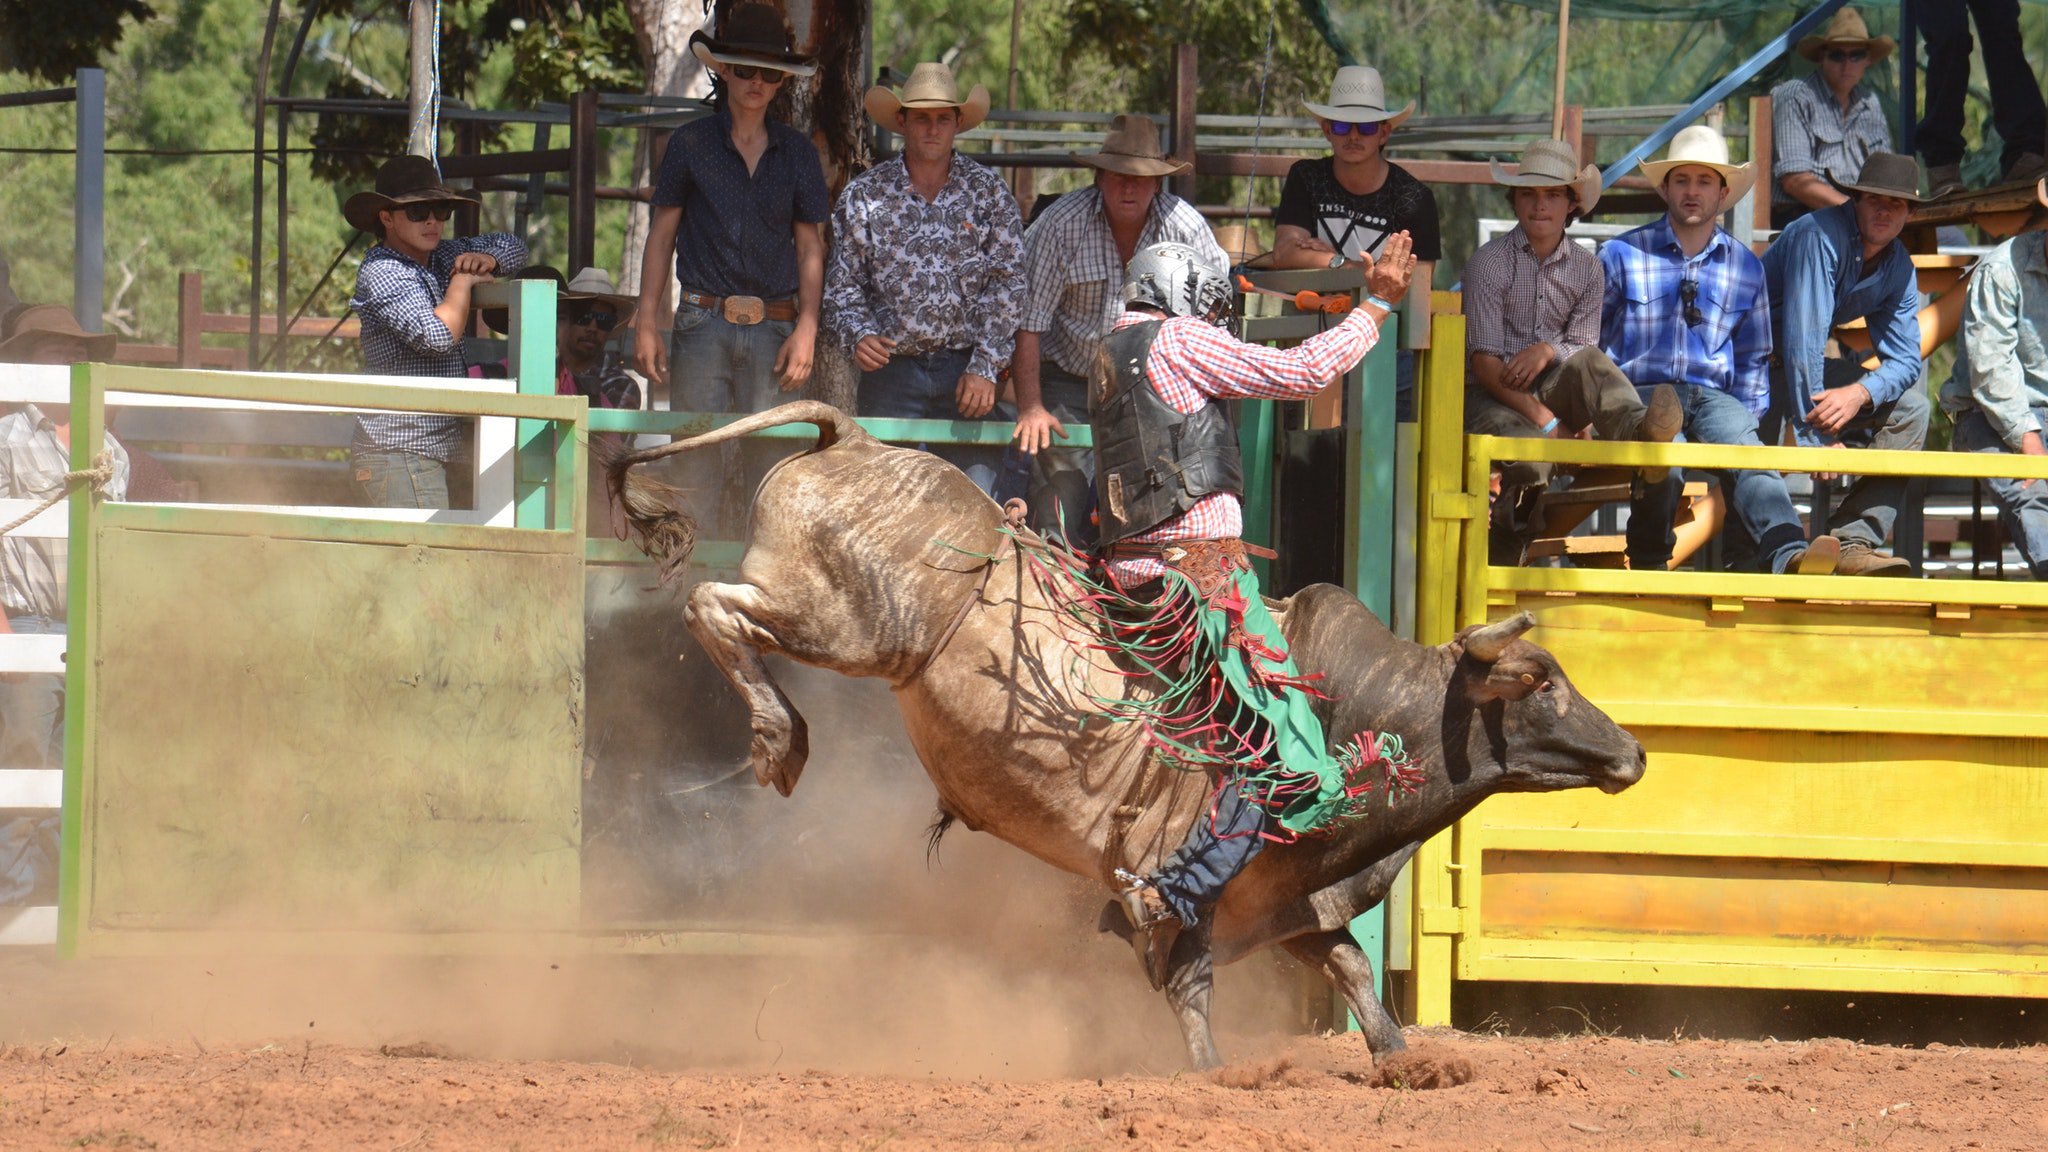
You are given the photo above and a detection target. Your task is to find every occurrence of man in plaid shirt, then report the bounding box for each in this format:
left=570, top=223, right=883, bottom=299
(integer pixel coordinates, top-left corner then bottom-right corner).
left=345, top=156, right=527, bottom=509
left=1599, top=127, right=1834, bottom=575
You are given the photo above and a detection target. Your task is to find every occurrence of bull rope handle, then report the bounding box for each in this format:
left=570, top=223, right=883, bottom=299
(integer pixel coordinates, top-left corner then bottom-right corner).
left=0, top=452, right=117, bottom=537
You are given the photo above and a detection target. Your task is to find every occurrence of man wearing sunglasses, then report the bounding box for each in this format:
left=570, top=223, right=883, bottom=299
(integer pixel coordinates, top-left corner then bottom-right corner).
left=1769, top=8, right=1895, bottom=231
left=636, top=3, right=829, bottom=536
left=344, top=154, right=528, bottom=508
left=1600, top=127, right=1836, bottom=576
left=1272, top=64, right=1440, bottom=420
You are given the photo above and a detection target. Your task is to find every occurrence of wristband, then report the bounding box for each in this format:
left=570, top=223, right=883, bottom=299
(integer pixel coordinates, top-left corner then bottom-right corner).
left=1540, top=416, right=1560, bottom=435
left=1364, top=294, right=1398, bottom=313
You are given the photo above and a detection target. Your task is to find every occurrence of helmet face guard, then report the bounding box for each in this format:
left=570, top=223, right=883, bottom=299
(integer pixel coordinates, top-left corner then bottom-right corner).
left=1122, top=242, right=1233, bottom=327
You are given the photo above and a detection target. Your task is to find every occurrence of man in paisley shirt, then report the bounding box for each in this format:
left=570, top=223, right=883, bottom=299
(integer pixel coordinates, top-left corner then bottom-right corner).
left=824, top=62, right=1026, bottom=492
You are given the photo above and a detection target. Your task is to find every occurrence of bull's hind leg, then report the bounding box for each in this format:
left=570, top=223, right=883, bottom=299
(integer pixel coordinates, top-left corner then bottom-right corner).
left=1162, top=926, right=1223, bottom=1070
left=1281, top=930, right=1407, bottom=1059
left=683, top=581, right=810, bottom=796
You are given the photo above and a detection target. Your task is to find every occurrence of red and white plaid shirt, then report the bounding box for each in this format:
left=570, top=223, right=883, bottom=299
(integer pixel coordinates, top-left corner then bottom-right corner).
left=1106, top=305, right=1382, bottom=583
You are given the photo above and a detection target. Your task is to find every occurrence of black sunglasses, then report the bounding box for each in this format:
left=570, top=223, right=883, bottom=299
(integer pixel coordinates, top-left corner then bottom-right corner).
left=730, top=64, right=787, bottom=84
left=1825, top=48, right=1869, bottom=64
left=1678, top=278, right=1703, bottom=327
left=402, top=203, right=457, bottom=223
left=566, top=309, right=619, bottom=331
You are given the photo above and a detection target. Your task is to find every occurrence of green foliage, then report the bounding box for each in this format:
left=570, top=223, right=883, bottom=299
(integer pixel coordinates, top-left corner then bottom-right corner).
left=0, top=0, right=156, bottom=85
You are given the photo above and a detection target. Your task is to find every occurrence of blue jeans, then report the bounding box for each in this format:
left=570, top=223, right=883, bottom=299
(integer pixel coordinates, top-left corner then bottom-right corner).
left=1151, top=785, right=1270, bottom=927
left=670, top=304, right=797, bottom=538
left=0, top=615, right=64, bottom=771
left=856, top=348, right=1002, bottom=493
left=1764, top=358, right=1932, bottom=551
left=1633, top=384, right=1811, bottom=573
left=1952, top=406, right=2048, bottom=579
left=1016, top=362, right=1098, bottom=546
left=352, top=450, right=450, bottom=510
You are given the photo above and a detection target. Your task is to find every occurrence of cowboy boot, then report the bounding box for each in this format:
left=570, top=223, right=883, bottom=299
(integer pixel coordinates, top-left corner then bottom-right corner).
left=1634, top=383, right=1682, bottom=483
left=1115, top=869, right=1184, bottom=991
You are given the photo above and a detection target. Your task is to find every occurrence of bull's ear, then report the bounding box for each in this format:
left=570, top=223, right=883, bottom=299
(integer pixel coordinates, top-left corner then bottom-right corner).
left=1459, top=611, right=1535, bottom=664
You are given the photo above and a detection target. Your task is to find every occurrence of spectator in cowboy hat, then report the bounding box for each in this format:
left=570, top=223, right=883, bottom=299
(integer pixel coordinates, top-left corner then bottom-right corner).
left=1463, top=138, right=1681, bottom=567
left=1917, top=0, right=2047, bottom=197
left=1769, top=7, right=1895, bottom=230
left=633, top=1, right=828, bottom=536
left=1010, top=113, right=1227, bottom=544
left=1760, top=152, right=1931, bottom=577
left=825, top=61, right=1024, bottom=493
left=1939, top=177, right=2048, bottom=579
left=0, top=304, right=130, bottom=773
left=345, top=154, right=527, bottom=509
left=1273, top=63, right=1442, bottom=420
left=1600, top=125, right=1835, bottom=576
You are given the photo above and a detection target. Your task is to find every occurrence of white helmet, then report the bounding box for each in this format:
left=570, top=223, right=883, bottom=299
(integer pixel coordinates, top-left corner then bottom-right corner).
left=1122, top=242, right=1233, bottom=327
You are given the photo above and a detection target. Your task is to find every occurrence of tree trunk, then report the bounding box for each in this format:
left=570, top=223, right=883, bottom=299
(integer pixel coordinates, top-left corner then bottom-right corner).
left=620, top=0, right=711, bottom=320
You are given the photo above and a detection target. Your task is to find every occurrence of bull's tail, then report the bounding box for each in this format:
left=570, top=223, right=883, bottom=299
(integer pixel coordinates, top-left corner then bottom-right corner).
left=597, top=401, right=873, bottom=585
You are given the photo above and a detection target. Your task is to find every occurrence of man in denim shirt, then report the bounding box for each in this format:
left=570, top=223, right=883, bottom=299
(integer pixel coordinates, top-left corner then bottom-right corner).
left=1942, top=180, right=2048, bottom=578
left=1761, top=153, right=1930, bottom=577
left=1601, top=126, right=1834, bottom=575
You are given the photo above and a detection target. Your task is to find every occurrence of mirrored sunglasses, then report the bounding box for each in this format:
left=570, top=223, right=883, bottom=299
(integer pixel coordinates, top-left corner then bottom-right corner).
left=1825, top=48, right=1869, bottom=63
left=730, top=64, right=787, bottom=84
left=402, top=203, right=457, bottom=223
left=566, top=309, right=619, bottom=331
left=1327, top=120, right=1384, bottom=137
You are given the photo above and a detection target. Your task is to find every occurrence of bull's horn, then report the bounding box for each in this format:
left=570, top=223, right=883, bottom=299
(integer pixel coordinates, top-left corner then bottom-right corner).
left=1463, top=611, right=1535, bottom=663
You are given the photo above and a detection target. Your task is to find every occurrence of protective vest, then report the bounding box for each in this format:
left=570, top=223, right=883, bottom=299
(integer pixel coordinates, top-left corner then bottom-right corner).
left=1092, top=319, right=1244, bottom=545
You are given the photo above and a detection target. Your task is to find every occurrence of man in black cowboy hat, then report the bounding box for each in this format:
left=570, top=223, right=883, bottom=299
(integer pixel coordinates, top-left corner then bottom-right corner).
left=1761, top=152, right=1932, bottom=578
left=345, top=154, right=528, bottom=508
left=634, top=2, right=829, bottom=536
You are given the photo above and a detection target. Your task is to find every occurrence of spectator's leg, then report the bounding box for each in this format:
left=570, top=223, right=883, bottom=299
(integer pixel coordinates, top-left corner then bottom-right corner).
left=352, top=450, right=448, bottom=510
left=1918, top=1, right=1976, bottom=169
left=1831, top=385, right=1931, bottom=551
left=0, top=615, right=63, bottom=770
left=1967, top=0, right=2048, bottom=175
left=1688, top=388, right=1817, bottom=573
left=1539, top=347, right=1649, bottom=444
left=1625, top=384, right=1694, bottom=570
left=731, top=317, right=798, bottom=527
left=1467, top=388, right=1551, bottom=565
left=1393, top=349, right=1417, bottom=423
left=1953, top=407, right=2048, bottom=578
left=1029, top=364, right=1097, bottom=546
left=668, top=305, right=738, bottom=538
left=919, top=349, right=1001, bottom=494
left=401, top=452, right=451, bottom=510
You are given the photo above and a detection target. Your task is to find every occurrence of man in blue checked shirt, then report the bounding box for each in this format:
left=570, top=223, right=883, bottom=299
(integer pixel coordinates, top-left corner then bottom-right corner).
left=1600, top=126, right=1836, bottom=576
left=1761, top=153, right=1931, bottom=578
left=345, top=155, right=527, bottom=508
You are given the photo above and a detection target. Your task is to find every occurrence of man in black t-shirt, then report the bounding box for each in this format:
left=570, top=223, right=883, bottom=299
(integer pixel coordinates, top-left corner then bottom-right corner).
left=1273, top=65, right=1442, bottom=418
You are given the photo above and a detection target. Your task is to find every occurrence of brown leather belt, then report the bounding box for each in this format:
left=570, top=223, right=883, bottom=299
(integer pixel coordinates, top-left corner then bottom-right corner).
left=1103, top=538, right=1279, bottom=563
left=680, top=288, right=797, bottom=325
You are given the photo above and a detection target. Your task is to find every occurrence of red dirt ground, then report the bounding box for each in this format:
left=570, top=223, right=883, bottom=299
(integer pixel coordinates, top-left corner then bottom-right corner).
left=4, top=1024, right=2044, bottom=1150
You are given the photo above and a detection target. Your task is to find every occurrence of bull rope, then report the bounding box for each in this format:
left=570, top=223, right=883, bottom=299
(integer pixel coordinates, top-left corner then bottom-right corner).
left=0, top=453, right=118, bottom=537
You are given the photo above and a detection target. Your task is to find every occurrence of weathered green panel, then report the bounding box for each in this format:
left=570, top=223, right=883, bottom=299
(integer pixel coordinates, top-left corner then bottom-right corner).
left=77, top=529, right=583, bottom=943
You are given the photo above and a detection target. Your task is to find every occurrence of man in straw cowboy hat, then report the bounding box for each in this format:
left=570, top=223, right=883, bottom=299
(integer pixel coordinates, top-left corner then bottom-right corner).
left=635, top=2, right=829, bottom=535
left=1273, top=63, right=1441, bottom=419
left=1011, top=113, right=1228, bottom=545
left=825, top=61, right=1024, bottom=492
left=1769, top=7, right=1895, bottom=230
left=1761, top=152, right=1932, bottom=578
left=0, top=304, right=130, bottom=773
left=1939, top=177, right=2048, bottom=581
left=1918, top=0, right=2048, bottom=197
left=1463, top=139, right=1680, bottom=568
left=1600, top=125, right=1838, bottom=576
left=345, top=154, right=528, bottom=508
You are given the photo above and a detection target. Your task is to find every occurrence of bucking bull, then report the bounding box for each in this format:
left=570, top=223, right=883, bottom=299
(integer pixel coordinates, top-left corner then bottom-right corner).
left=602, top=401, right=1645, bottom=1069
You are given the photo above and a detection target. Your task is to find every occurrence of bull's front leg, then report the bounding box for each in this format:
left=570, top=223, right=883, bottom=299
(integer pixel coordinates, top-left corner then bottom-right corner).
left=1281, top=929, right=1407, bottom=1059
left=683, top=581, right=810, bottom=796
left=1161, top=925, right=1223, bottom=1070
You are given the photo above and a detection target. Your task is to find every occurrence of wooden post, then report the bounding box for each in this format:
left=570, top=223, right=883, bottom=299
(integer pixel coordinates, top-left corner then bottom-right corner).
left=568, top=90, right=600, bottom=276
left=1551, top=0, right=1572, bottom=139
left=406, top=0, right=437, bottom=158
left=1562, top=105, right=1586, bottom=167
left=1170, top=44, right=1198, bottom=203
left=1749, top=95, right=1774, bottom=245
left=176, top=273, right=203, bottom=369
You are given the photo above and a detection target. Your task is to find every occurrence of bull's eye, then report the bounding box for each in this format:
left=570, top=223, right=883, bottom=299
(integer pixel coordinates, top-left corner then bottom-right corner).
left=1536, top=680, right=1555, bottom=694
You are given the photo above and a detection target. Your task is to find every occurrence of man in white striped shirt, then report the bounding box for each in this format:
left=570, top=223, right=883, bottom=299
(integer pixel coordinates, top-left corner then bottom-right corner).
left=1011, top=114, right=1228, bottom=544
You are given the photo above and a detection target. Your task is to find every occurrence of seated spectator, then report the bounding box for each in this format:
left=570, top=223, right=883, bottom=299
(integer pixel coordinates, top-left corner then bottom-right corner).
left=1463, top=139, right=1679, bottom=567
left=1770, top=7, right=1894, bottom=230
left=825, top=62, right=1024, bottom=493
left=1760, top=153, right=1931, bottom=577
left=345, top=155, right=528, bottom=509
left=1941, top=179, right=2048, bottom=579
left=1271, top=64, right=1441, bottom=419
left=1012, top=113, right=1226, bottom=545
left=1600, top=127, right=1835, bottom=575
left=0, top=305, right=130, bottom=771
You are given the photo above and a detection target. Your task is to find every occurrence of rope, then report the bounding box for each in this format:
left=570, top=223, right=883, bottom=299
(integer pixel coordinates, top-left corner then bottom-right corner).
left=1236, top=0, right=1280, bottom=241
left=0, top=454, right=118, bottom=537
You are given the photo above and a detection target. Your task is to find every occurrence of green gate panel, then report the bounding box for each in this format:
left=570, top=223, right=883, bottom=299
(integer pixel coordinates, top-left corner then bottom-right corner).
left=74, top=527, right=583, bottom=948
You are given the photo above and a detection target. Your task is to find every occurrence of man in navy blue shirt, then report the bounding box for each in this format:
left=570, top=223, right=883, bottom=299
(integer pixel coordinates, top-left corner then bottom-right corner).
left=1760, top=152, right=1931, bottom=577
left=633, top=3, right=829, bottom=535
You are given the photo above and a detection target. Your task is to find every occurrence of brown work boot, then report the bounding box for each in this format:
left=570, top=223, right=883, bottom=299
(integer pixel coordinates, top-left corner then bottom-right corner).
left=1785, top=534, right=1840, bottom=575
left=1116, top=871, right=1183, bottom=990
left=1834, top=539, right=1913, bottom=577
left=2002, top=152, right=2048, bottom=186
left=1633, top=383, right=1682, bottom=483
left=1925, top=162, right=1965, bottom=198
